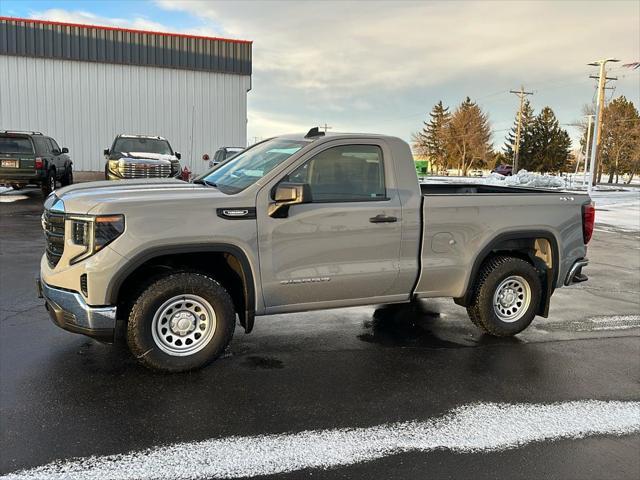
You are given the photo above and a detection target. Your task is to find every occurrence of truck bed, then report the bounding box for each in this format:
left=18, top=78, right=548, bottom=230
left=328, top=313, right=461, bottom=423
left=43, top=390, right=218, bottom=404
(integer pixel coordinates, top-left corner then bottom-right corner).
left=420, top=183, right=566, bottom=195
left=414, top=183, right=589, bottom=300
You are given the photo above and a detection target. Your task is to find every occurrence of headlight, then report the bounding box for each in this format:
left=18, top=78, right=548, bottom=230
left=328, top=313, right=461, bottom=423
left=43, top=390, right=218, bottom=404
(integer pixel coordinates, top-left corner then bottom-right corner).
left=108, top=160, right=120, bottom=175
left=69, top=214, right=125, bottom=264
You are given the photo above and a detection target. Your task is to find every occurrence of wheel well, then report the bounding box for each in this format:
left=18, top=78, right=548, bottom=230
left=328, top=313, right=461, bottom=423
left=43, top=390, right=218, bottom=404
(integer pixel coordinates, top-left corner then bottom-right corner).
left=455, top=234, right=558, bottom=316
left=115, top=251, right=252, bottom=332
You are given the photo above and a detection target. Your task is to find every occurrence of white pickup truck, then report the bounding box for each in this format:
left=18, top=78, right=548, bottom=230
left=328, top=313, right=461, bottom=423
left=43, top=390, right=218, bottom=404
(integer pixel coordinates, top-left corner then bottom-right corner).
left=38, top=128, right=593, bottom=372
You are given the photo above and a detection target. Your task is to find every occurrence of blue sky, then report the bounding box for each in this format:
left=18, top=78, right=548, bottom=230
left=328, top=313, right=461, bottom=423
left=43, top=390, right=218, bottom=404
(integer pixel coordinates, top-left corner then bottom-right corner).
left=2, top=0, right=639, bottom=149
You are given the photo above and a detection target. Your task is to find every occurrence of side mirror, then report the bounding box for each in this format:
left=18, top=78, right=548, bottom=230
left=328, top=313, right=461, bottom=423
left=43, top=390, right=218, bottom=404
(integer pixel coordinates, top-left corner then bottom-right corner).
left=175, top=152, right=181, bottom=160
left=61, top=147, right=69, bottom=154
left=268, top=182, right=311, bottom=218
left=103, top=148, right=110, bottom=156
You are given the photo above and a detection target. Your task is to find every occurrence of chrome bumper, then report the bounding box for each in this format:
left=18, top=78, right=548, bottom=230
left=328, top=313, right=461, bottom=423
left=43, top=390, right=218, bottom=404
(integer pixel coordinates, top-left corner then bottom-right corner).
left=38, top=279, right=117, bottom=342
left=565, top=258, right=589, bottom=286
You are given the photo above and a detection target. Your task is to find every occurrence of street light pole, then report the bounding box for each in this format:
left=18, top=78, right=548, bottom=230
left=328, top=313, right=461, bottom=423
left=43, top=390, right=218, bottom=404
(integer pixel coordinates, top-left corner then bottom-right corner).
left=582, top=115, right=594, bottom=187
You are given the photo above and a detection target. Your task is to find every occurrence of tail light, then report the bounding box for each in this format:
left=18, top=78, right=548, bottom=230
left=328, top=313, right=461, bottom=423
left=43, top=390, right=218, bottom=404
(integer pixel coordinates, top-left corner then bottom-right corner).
left=582, top=202, right=595, bottom=244
left=35, top=157, right=44, bottom=169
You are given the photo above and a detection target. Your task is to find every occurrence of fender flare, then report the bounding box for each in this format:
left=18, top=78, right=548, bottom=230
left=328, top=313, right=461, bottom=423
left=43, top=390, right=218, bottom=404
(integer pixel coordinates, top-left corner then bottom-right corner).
left=106, top=243, right=256, bottom=332
left=455, top=230, right=560, bottom=317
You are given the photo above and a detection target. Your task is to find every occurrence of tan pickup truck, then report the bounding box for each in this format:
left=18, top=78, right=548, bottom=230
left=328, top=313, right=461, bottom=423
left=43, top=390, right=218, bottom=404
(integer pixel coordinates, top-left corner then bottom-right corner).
left=38, top=129, right=593, bottom=372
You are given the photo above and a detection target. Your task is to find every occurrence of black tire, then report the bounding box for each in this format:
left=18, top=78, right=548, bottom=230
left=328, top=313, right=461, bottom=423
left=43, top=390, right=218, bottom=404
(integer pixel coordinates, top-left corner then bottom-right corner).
left=61, top=166, right=73, bottom=186
left=127, top=272, right=235, bottom=372
left=466, top=256, right=542, bottom=337
left=42, top=169, right=56, bottom=195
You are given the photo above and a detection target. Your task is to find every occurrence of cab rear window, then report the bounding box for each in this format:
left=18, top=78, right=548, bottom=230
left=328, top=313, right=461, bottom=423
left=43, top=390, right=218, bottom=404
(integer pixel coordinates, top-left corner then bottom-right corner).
left=0, top=136, right=34, bottom=154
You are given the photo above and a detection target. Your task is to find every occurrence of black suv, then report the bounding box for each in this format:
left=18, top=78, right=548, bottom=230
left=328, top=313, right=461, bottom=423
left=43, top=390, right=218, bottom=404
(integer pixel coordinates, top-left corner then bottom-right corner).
left=0, top=131, right=73, bottom=194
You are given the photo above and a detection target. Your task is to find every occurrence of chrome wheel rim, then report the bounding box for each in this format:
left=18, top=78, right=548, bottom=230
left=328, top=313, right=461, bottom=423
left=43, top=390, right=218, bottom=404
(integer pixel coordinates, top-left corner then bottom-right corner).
left=151, top=294, right=216, bottom=356
left=493, top=275, right=531, bottom=322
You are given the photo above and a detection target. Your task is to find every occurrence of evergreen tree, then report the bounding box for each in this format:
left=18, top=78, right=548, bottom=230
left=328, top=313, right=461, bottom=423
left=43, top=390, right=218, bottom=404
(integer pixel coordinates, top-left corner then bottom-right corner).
left=412, top=100, right=451, bottom=172
left=527, top=107, right=571, bottom=172
left=600, top=96, right=639, bottom=183
left=503, top=99, right=535, bottom=167
left=447, top=97, right=493, bottom=175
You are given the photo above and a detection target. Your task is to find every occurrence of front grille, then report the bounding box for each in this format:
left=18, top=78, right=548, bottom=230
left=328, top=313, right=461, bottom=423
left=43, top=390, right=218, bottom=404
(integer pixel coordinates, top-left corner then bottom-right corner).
left=121, top=163, right=172, bottom=179
left=42, top=210, right=65, bottom=268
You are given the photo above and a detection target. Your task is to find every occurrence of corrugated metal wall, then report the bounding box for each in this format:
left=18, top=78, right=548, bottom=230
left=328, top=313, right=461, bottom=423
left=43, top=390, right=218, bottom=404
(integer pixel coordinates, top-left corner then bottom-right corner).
left=0, top=55, right=250, bottom=174
left=0, top=17, right=252, bottom=75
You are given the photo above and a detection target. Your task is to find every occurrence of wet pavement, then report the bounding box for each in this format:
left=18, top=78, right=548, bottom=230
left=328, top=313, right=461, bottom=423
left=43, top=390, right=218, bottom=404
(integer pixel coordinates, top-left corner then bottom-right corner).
left=1, top=187, right=639, bottom=479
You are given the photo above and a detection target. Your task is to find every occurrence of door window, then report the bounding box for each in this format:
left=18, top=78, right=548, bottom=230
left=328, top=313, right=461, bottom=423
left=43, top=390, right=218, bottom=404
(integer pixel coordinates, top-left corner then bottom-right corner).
left=287, top=145, right=386, bottom=202
left=49, top=138, right=61, bottom=153
left=32, top=137, right=51, bottom=155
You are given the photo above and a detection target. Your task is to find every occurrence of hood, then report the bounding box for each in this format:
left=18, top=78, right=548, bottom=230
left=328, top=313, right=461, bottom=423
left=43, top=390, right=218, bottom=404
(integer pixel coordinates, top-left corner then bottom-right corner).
left=118, top=152, right=177, bottom=164
left=49, top=179, right=229, bottom=214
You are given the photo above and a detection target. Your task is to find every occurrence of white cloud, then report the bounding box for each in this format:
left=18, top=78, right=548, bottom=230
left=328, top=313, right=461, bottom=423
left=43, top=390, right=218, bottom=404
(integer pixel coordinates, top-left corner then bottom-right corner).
left=29, top=2, right=640, bottom=143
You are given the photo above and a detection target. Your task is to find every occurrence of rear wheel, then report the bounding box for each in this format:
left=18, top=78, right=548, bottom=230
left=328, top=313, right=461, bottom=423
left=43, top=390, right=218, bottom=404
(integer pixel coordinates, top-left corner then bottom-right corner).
left=466, top=256, right=541, bottom=336
left=61, top=166, right=73, bottom=186
left=41, top=169, right=56, bottom=195
left=127, top=272, right=236, bottom=372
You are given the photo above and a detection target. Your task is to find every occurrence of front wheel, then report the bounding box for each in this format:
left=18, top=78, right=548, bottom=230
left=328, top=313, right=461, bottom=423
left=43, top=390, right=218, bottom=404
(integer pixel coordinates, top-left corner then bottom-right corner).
left=467, top=256, right=542, bottom=336
left=127, top=273, right=236, bottom=372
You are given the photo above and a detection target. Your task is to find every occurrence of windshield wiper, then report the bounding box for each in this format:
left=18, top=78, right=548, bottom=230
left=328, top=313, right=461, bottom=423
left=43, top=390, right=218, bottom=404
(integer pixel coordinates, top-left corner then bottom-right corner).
left=192, top=179, right=217, bottom=187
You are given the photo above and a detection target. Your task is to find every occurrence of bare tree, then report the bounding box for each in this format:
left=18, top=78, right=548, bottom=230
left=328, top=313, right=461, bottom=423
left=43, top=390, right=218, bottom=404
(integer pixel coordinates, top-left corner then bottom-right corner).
left=446, top=97, right=492, bottom=176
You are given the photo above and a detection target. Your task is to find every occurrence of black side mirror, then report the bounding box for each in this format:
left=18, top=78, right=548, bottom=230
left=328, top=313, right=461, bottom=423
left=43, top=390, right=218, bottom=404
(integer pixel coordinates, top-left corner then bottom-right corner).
left=175, top=152, right=181, bottom=160
left=61, top=147, right=69, bottom=154
left=103, top=148, right=110, bottom=156
left=268, top=182, right=311, bottom=218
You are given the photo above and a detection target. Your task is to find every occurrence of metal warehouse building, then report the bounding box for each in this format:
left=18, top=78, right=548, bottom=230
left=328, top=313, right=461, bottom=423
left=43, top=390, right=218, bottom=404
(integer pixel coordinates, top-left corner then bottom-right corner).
left=0, top=17, right=252, bottom=174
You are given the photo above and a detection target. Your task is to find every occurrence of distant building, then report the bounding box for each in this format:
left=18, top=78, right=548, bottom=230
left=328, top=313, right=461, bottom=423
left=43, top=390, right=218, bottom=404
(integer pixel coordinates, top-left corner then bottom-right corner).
left=0, top=17, right=252, bottom=174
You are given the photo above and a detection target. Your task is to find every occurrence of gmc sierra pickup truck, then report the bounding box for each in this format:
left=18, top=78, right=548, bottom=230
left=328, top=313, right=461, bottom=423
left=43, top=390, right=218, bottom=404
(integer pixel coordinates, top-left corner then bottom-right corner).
left=38, top=128, right=593, bottom=372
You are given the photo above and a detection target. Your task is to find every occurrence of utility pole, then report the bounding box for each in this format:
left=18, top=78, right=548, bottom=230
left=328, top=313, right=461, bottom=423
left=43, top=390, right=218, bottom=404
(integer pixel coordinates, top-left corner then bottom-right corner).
left=588, top=58, right=619, bottom=190
left=321, top=123, right=332, bottom=133
left=509, top=86, right=534, bottom=173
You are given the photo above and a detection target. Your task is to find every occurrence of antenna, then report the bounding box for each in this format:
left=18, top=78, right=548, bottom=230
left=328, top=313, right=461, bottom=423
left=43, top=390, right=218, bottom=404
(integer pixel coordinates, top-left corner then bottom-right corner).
left=305, top=127, right=325, bottom=139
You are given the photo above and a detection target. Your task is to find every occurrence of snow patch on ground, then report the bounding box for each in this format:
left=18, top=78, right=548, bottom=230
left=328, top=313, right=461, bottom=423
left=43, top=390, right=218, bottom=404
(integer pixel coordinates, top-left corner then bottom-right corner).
left=0, top=186, right=13, bottom=194
left=3, top=401, right=639, bottom=480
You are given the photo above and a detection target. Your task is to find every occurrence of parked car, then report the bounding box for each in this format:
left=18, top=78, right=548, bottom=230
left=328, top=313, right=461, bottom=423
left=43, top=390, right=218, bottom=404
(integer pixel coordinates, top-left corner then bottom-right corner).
left=38, top=128, right=593, bottom=372
left=492, top=164, right=513, bottom=176
left=209, top=146, right=244, bottom=169
left=0, top=130, right=73, bottom=194
left=104, top=134, right=181, bottom=180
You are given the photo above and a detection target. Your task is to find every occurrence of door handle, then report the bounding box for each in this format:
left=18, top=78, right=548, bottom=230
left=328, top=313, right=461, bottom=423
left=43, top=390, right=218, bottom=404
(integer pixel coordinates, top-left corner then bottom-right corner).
left=369, top=214, right=398, bottom=223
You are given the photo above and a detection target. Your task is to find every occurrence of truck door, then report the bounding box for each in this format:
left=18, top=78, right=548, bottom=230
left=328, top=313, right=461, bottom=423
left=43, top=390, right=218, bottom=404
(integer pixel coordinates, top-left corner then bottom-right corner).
left=257, top=141, right=402, bottom=309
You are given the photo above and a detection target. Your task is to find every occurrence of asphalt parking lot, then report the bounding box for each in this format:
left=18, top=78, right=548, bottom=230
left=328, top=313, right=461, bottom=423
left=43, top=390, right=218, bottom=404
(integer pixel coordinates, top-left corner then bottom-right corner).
left=1, top=187, right=639, bottom=479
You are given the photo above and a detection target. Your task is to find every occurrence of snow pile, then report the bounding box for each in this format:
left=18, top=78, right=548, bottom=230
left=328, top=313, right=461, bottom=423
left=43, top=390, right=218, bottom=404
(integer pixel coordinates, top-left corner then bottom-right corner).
left=3, top=400, right=639, bottom=479
left=486, top=170, right=566, bottom=189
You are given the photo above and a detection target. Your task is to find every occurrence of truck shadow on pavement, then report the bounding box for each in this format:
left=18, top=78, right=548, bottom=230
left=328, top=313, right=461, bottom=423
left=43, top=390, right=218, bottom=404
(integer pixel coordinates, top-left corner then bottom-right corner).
left=358, top=301, right=524, bottom=349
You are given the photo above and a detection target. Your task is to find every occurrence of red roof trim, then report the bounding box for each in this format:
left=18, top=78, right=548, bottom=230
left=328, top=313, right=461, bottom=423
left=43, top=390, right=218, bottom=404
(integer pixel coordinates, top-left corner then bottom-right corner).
left=0, top=16, right=252, bottom=45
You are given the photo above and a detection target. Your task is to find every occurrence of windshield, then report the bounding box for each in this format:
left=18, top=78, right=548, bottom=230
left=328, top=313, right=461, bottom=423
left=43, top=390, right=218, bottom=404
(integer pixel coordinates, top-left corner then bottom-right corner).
left=0, top=136, right=34, bottom=154
left=113, top=137, right=173, bottom=155
left=225, top=148, right=244, bottom=160
left=201, top=139, right=308, bottom=194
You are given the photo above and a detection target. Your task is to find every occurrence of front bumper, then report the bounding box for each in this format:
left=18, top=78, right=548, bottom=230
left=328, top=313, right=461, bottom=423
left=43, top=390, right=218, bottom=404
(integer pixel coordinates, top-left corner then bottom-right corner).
left=37, top=278, right=117, bottom=342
